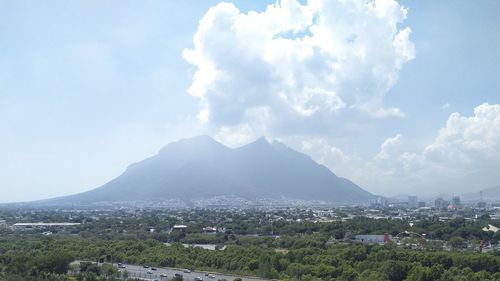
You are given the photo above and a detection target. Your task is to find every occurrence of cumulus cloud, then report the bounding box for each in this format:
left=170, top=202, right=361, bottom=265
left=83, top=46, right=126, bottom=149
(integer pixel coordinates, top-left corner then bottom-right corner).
left=292, top=103, right=500, bottom=196
left=183, top=0, right=500, bottom=196
left=184, top=0, right=415, bottom=138
left=335, top=103, right=500, bottom=195
left=214, top=103, right=500, bottom=196
left=374, top=133, right=404, bottom=161
left=423, top=103, right=500, bottom=171
left=299, top=137, right=361, bottom=177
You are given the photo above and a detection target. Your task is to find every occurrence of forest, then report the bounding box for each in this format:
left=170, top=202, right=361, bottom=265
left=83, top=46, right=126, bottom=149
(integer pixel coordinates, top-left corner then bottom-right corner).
left=1, top=228, right=500, bottom=281
left=2, top=208, right=500, bottom=280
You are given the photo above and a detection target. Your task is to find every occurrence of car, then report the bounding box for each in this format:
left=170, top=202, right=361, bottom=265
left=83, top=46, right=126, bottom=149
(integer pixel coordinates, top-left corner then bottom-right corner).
left=147, top=270, right=153, bottom=274
left=118, top=265, right=126, bottom=269
left=151, top=267, right=157, bottom=271
left=183, top=269, right=191, bottom=273
left=194, top=277, right=203, bottom=281
left=175, top=273, right=183, bottom=278
left=208, top=274, right=216, bottom=278
left=160, top=274, right=168, bottom=277
left=143, top=265, right=150, bottom=268
left=205, top=273, right=209, bottom=277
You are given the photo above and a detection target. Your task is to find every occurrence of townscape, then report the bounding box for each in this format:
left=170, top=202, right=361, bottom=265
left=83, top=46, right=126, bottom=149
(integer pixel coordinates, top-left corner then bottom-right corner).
left=2, top=194, right=500, bottom=281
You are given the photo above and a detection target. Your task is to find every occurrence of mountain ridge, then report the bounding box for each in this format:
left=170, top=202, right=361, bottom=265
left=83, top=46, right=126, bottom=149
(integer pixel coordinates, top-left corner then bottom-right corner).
left=41, top=136, right=375, bottom=206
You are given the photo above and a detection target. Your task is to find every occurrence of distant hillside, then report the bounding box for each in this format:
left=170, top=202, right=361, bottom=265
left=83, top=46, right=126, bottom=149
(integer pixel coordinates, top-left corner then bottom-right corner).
left=43, top=136, right=374, bottom=206
left=461, top=186, right=500, bottom=202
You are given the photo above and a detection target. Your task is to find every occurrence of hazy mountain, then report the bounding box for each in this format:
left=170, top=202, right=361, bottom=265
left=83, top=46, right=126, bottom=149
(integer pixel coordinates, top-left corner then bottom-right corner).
left=46, top=136, right=374, bottom=205
left=461, top=186, right=500, bottom=202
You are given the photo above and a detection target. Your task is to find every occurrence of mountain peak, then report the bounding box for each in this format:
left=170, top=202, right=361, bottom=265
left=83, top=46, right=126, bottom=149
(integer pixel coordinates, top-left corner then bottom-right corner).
left=47, top=135, right=374, bottom=205
left=183, top=135, right=218, bottom=143
left=159, top=135, right=226, bottom=153
left=237, top=136, right=273, bottom=152
left=253, top=136, right=270, bottom=144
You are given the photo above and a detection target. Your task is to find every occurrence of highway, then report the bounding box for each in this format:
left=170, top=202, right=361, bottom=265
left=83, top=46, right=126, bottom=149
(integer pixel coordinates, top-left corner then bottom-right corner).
left=75, top=261, right=270, bottom=281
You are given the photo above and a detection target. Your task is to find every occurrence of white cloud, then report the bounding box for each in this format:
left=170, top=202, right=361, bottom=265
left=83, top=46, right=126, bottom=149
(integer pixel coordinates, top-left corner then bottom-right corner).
left=374, top=133, right=404, bottom=161
left=184, top=0, right=415, bottom=138
left=423, top=103, right=500, bottom=169
left=183, top=1, right=499, bottom=197
left=294, top=103, right=500, bottom=196
left=359, top=104, right=500, bottom=195
left=441, top=103, right=450, bottom=110
left=301, top=138, right=357, bottom=170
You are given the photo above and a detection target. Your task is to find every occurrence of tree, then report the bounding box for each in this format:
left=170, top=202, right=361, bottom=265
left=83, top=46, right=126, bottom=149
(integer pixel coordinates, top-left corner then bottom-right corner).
left=381, top=260, right=409, bottom=281
left=121, top=269, right=129, bottom=280
left=449, top=237, right=466, bottom=250
left=35, top=251, right=74, bottom=274
left=357, top=270, right=388, bottom=281
left=101, top=263, right=118, bottom=278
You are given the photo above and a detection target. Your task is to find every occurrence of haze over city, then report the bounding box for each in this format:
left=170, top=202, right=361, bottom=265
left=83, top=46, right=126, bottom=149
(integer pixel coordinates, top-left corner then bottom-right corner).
left=1, top=0, right=499, bottom=203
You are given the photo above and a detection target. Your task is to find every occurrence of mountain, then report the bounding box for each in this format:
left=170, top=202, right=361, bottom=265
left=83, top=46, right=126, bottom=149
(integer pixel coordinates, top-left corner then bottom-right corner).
left=45, top=136, right=374, bottom=205
left=461, top=186, right=500, bottom=202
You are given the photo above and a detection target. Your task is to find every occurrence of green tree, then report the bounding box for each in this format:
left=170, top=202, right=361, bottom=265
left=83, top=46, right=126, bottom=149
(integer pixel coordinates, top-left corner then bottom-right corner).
left=101, top=263, right=118, bottom=278
left=121, top=269, right=129, bottom=280
left=357, top=270, right=388, bottom=281
left=449, top=237, right=466, bottom=250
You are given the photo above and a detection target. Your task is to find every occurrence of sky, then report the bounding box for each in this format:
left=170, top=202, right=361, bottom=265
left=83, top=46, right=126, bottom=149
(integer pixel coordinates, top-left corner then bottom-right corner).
left=0, top=0, right=499, bottom=203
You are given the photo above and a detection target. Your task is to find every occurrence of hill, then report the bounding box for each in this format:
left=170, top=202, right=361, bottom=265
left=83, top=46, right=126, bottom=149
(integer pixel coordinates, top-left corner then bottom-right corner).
left=461, top=186, right=500, bottom=202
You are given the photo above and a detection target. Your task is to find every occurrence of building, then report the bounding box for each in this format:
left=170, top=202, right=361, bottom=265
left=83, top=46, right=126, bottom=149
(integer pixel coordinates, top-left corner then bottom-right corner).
left=355, top=234, right=392, bottom=244
left=373, top=197, right=389, bottom=208
left=12, top=222, right=81, bottom=232
left=408, top=196, right=418, bottom=209
left=434, top=197, right=448, bottom=209
left=478, top=191, right=486, bottom=209
left=452, top=196, right=461, bottom=206
left=202, top=226, right=217, bottom=233
left=172, top=224, right=188, bottom=231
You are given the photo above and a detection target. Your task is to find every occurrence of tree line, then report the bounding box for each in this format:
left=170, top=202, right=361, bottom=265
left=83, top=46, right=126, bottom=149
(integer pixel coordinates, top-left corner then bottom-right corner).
left=1, top=234, right=500, bottom=281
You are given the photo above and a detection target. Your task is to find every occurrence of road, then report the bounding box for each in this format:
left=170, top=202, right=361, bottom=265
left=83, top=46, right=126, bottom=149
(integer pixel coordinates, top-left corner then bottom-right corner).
left=75, top=261, right=270, bottom=281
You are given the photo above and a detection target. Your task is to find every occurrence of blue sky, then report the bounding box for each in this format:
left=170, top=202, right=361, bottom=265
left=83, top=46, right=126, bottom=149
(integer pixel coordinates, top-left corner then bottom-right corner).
left=1, top=0, right=499, bottom=202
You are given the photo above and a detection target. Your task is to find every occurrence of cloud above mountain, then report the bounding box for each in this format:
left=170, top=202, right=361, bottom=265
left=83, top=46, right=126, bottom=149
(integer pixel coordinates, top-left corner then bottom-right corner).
left=184, top=0, right=415, bottom=140
left=183, top=0, right=498, bottom=196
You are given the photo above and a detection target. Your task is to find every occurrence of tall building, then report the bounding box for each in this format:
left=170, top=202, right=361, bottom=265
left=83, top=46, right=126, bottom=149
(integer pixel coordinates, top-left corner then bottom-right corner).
left=434, top=197, right=448, bottom=209
left=452, top=196, right=461, bottom=206
left=408, top=196, right=418, bottom=209
left=374, top=196, right=389, bottom=207
left=478, top=191, right=486, bottom=209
